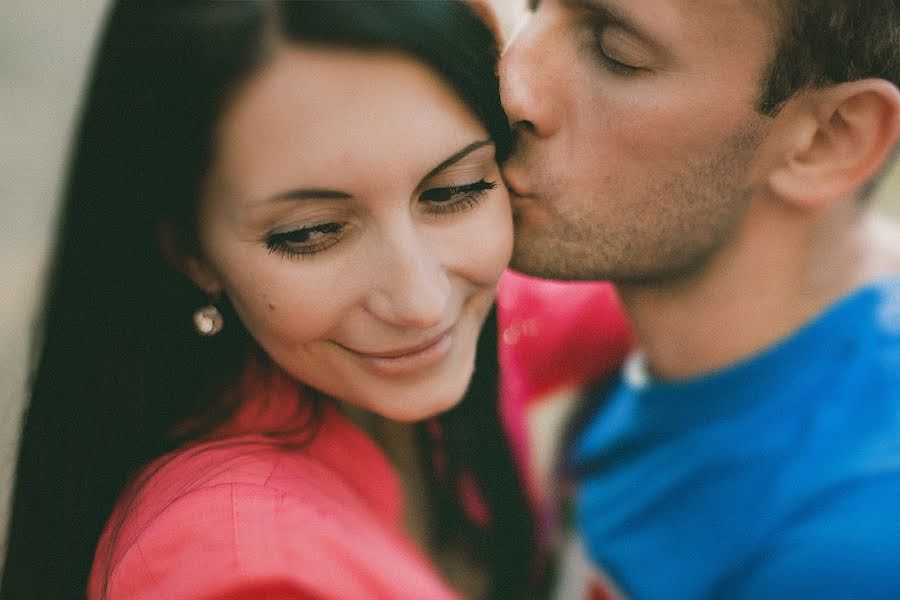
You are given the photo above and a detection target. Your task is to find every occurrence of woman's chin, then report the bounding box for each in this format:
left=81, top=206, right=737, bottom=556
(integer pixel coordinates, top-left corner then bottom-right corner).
left=359, top=371, right=474, bottom=423
left=394, top=396, right=463, bottom=423
left=373, top=387, right=467, bottom=422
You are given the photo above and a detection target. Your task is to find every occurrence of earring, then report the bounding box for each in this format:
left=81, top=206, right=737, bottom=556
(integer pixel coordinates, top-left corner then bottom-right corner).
left=193, top=299, right=223, bottom=336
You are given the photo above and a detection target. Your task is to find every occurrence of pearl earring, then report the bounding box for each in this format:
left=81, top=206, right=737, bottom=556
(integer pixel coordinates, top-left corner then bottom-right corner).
left=193, top=300, right=223, bottom=336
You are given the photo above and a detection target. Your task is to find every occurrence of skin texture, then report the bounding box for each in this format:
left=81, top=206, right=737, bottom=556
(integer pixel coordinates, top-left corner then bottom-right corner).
left=501, top=0, right=900, bottom=379
left=185, top=46, right=513, bottom=421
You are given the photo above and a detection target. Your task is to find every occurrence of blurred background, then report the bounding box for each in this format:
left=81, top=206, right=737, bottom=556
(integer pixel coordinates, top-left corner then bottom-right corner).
left=0, top=0, right=897, bottom=558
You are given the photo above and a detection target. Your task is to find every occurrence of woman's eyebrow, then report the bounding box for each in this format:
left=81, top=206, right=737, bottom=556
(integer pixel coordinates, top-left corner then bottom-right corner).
left=261, top=139, right=493, bottom=205
left=423, top=139, right=494, bottom=180
left=268, top=188, right=353, bottom=203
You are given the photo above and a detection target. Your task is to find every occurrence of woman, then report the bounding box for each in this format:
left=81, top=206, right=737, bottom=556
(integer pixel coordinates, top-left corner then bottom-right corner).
left=1, top=2, right=537, bottom=598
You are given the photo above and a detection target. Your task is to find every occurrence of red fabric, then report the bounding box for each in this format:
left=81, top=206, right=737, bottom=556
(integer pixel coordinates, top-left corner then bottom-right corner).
left=88, top=364, right=458, bottom=600
left=87, top=272, right=631, bottom=599
left=497, top=270, right=632, bottom=405
left=496, top=270, right=633, bottom=544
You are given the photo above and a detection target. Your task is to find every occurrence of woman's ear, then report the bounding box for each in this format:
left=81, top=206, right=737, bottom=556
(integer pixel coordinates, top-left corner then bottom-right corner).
left=767, top=78, right=900, bottom=207
left=157, top=221, right=222, bottom=295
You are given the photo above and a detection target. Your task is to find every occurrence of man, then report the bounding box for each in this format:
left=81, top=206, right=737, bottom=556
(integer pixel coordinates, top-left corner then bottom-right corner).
left=500, top=0, right=900, bottom=597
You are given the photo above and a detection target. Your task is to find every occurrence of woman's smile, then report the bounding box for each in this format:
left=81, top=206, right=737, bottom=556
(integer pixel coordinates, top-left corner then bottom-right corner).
left=338, top=327, right=455, bottom=378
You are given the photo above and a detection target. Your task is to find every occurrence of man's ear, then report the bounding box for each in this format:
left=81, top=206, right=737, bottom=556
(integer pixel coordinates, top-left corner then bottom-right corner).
left=767, top=79, right=900, bottom=207
left=157, top=221, right=222, bottom=295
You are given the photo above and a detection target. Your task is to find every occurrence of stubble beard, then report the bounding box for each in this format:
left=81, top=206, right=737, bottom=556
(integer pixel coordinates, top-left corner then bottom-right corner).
left=510, top=124, right=764, bottom=286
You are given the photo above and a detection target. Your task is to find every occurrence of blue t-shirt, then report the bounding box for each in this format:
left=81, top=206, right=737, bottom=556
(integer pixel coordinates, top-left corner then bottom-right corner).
left=571, top=277, right=900, bottom=599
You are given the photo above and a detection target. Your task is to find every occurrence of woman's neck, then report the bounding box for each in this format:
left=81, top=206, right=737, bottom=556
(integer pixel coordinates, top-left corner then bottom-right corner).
left=338, top=405, right=433, bottom=548
left=338, top=404, right=488, bottom=598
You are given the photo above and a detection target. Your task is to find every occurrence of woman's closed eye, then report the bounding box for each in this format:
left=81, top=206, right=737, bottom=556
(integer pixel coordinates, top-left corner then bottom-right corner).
left=420, top=179, right=497, bottom=214
left=265, top=222, right=344, bottom=259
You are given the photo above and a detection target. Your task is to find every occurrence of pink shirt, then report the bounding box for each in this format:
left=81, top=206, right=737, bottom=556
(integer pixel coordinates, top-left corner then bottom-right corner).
left=497, top=271, right=632, bottom=544
left=88, top=362, right=458, bottom=600
left=88, top=272, right=631, bottom=599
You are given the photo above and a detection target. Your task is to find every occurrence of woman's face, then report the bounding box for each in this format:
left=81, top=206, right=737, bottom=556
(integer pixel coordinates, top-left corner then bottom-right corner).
left=190, top=46, right=513, bottom=421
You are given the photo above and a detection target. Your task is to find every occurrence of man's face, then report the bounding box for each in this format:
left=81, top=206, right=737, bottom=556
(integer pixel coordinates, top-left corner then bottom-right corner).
left=501, top=0, right=777, bottom=283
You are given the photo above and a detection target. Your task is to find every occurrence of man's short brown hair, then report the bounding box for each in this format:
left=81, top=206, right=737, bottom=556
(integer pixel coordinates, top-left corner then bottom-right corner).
left=760, top=0, right=899, bottom=115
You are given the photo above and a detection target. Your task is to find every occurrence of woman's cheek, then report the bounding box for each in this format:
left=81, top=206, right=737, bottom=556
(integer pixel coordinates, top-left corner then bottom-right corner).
left=467, top=190, right=514, bottom=285
left=236, top=292, right=334, bottom=355
left=219, top=262, right=338, bottom=352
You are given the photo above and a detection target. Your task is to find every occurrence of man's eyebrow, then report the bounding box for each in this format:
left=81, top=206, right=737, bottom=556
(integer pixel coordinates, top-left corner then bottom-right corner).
left=423, top=139, right=494, bottom=181
left=563, top=0, right=663, bottom=49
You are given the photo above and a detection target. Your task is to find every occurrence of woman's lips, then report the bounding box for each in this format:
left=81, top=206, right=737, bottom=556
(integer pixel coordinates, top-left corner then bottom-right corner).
left=343, top=329, right=455, bottom=377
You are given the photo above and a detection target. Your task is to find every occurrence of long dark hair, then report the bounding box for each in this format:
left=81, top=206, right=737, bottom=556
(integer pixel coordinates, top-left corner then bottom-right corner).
left=1, top=2, right=532, bottom=598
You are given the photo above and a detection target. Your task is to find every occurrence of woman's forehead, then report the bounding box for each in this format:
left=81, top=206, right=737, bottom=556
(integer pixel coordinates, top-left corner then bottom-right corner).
left=209, top=46, right=489, bottom=200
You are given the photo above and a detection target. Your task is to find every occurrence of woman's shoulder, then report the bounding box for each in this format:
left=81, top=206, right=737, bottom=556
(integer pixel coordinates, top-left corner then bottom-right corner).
left=107, top=434, right=377, bottom=536
left=89, top=417, right=456, bottom=599
left=90, top=477, right=454, bottom=599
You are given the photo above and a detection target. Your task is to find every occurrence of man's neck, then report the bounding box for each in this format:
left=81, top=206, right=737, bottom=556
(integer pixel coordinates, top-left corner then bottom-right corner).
left=616, top=207, right=900, bottom=381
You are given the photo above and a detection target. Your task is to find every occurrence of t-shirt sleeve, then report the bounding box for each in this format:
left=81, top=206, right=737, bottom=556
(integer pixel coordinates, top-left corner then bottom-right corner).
left=497, top=270, right=632, bottom=403
left=730, top=479, right=900, bottom=599
left=99, top=482, right=456, bottom=600
left=495, top=271, right=632, bottom=546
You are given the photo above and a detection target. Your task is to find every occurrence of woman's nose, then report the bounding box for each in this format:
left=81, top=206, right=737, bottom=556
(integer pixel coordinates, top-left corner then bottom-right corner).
left=365, top=230, right=451, bottom=330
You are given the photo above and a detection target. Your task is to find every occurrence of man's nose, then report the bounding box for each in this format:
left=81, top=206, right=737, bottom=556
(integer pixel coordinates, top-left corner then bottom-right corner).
left=499, top=17, right=561, bottom=140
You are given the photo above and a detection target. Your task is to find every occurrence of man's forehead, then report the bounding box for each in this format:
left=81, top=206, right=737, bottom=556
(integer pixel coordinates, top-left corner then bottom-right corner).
left=565, top=0, right=775, bottom=25
left=658, top=0, right=775, bottom=16
left=562, top=0, right=775, bottom=50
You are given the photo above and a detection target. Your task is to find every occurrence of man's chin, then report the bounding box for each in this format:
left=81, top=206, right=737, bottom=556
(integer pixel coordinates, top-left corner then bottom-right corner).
left=510, top=203, right=607, bottom=280
left=509, top=236, right=567, bottom=280
left=510, top=233, right=618, bottom=282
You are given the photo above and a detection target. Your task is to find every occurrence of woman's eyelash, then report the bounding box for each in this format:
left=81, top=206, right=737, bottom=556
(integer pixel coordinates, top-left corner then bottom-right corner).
left=264, top=180, right=497, bottom=259
left=265, top=222, right=344, bottom=259
left=421, top=179, right=498, bottom=214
